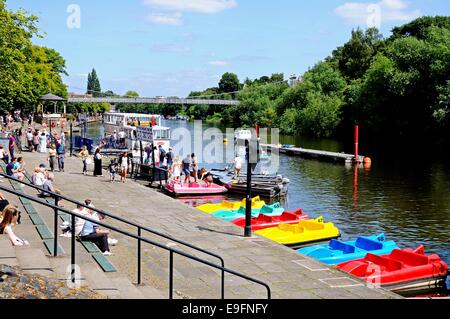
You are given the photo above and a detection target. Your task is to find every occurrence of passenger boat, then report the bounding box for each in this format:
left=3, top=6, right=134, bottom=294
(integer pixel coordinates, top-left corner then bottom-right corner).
left=195, top=196, right=266, bottom=214
left=255, top=217, right=340, bottom=249
left=335, top=246, right=448, bottom=295
left=102, top=112, right=171, bottom=158
left=164, top=180, right=228, bottom=197
left=232, top=209, right=309, bottom=231
left=297, top=233, right=398, bottom=265
left=211, top=202, right=284, bottom=222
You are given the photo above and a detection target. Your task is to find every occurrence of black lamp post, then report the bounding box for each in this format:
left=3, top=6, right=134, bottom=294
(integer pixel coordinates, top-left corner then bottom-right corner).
left=69, top=121, right=73, bottom=157
left=244, top=139, right=253, bottom=238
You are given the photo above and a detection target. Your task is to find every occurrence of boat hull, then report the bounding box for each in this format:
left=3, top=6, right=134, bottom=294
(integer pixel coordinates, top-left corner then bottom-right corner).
left=164, top=182, right=228, bottom=197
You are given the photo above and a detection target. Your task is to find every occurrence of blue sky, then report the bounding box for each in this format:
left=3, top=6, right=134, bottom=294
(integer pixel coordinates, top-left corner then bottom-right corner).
left=7, top=0, right=450, bottom=97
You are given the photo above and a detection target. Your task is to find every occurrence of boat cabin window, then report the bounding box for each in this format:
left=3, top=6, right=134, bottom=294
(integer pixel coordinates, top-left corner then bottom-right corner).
left=153, top=129, right=170, bottom=139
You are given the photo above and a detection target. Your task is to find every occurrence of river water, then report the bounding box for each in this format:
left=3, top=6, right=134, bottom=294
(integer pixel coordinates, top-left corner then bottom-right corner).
left=84, top=120, right=450, bottom=290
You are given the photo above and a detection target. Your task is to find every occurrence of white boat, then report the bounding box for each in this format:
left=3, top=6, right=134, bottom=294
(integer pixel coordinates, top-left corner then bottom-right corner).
left=102, top=112, right=171, bottom=158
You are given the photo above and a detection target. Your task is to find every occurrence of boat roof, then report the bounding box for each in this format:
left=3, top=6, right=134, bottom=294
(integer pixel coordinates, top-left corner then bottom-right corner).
left=104, top=113, right=163, bottom=118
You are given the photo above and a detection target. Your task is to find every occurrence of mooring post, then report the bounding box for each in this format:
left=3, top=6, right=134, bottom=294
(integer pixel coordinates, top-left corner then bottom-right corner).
left=354, top=124, right=359, bottom=163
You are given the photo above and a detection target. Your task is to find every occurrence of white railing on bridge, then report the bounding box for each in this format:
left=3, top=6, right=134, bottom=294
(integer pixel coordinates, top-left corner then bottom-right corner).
left=67, top=97, right=240, bottom=105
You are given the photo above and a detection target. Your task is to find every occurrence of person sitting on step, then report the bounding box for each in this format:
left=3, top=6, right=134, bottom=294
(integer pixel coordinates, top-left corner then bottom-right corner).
left=0, top=205, right=29, bottom=246
left=78, top=208, right=112, bottom=256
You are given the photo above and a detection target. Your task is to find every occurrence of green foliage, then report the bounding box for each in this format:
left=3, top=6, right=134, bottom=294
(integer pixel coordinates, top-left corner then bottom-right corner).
left=391, top=16, right=450, bottom=40
left=328, top=28, right=384, bottom=80
left=0, top=1, right=67, bottom=114
left=218, top=72, right=240, bottom=94
left=87, top=68, right=102, bottom=97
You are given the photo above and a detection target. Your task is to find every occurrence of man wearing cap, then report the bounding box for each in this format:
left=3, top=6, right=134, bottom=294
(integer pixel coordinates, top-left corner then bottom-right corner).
left=166, top=147, right=174, bottom=169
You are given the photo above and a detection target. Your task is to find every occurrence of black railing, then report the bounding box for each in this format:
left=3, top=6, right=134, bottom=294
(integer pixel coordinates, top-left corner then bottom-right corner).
left=0, top=173, right=270, bottom=299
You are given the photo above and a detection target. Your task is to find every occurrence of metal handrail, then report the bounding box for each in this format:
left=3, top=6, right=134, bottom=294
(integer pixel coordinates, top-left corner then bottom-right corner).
left=0, top=171, right=224, bottom=281
left=0, top=183, right=271, bottom=299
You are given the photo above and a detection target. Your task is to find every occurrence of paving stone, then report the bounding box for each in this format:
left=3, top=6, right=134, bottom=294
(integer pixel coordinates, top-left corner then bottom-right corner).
left=13, top=151, right=402, bottom=300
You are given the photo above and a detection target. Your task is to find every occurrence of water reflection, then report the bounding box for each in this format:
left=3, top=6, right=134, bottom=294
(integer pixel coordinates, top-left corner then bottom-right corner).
left=84, top=121, right=450, bottom=267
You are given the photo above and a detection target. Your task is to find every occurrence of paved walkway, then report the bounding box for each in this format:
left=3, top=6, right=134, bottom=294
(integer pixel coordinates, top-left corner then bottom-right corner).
left=10, top=149, right=401, bottom=299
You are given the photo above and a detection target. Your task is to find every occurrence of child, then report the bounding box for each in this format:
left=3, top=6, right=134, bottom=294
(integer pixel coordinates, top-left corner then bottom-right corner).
left=109, top=160, right=118, bottom=182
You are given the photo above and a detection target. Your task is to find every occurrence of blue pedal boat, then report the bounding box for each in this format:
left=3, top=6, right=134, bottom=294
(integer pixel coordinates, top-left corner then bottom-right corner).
left=296, top=233, right=398, bottom=265
left=211, top=202, right=284, bottom=222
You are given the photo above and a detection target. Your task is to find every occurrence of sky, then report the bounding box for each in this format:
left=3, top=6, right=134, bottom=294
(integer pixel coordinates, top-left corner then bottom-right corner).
left=7, top=0, right=450, bottom=97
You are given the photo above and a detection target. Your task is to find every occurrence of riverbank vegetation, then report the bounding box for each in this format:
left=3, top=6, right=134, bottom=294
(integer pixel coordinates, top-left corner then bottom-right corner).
left=118, top=16, right=450, bottom=145
left=0, top=0, right=67, bottom=114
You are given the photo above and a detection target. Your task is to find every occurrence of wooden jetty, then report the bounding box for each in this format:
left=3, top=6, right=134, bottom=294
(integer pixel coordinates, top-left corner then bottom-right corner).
left=262, top=144, right=365, bottom=164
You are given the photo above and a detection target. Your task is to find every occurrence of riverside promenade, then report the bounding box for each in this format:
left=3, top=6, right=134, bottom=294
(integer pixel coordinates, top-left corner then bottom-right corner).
left=6, top=150, right=401, bottom=299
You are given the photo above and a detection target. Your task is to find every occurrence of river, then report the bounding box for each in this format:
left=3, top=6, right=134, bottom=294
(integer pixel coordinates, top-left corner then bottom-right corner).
left=83, top=120, right=450, bottom=291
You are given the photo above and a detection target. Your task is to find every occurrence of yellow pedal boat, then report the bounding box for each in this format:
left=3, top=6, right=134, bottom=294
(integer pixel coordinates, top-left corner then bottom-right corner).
left=196, top=196, right=266, bottom=214
left=255, top=217, right=340, bottom=249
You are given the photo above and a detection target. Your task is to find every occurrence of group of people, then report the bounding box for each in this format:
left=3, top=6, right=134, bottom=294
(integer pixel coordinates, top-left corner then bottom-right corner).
left=60, top=199, right=118, bottom=256
left=107, top=152, right=131, bottom=183
left=31, top=163, right=61, bottom=196
left=79, top=146, right=131, bottom=183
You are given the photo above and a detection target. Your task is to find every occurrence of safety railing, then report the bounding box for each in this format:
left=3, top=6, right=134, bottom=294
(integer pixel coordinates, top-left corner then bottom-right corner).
left=0, top=173, right=271, bottom=299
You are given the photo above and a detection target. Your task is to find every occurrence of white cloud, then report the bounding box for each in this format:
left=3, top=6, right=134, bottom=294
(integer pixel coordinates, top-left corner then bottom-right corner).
left=208, top=60, right=229, bottom=66
left=151, top=43, right=192, bottom=53
left=143, top=0, right=237, bottom=14
left=335, top=0, right=421, bottom=27
left=146, top=12, right=183, bottom=25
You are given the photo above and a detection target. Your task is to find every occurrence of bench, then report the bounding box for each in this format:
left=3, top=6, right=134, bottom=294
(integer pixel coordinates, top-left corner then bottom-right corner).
left=0, top=163, right=65, bottom=255
left=78, top=239, right=116, bottom=272
left=23, top=168, right=116, bottom=272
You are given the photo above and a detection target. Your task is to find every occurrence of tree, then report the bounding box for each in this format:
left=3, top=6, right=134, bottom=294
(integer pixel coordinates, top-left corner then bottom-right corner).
left=125, top=90, right=139, bottom=97
left=218, top=72, right=240, bottom=94
left=328, top=28, right=384, bottom=80
left=392, top=16, right=450, bottom=40
left=87, top=68, right=101, bottom=97
left=0, top=1, right=67, bottom=114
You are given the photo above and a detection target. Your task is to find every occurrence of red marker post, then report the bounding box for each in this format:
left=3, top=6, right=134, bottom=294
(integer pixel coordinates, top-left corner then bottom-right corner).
left=354, top=124, right=359, bottom=163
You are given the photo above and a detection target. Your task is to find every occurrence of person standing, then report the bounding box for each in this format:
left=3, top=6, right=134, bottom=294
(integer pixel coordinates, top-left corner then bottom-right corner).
left=166, top=147, right=174, bottom=169
left=8, top=133, right=15, bottom=160
left=56, top=140, right=65, bottom=172
left=118, top=130, right=125, bottom=149
left=93, top=148, right=103, bottom=177
left=119, top=152, right=128, bottom=183
left=79, top=146, right=89, bottom=176
left=234, top=155, right=242, bottom=178
left=48, top=144, right=57, bottom=172
left=26, top=129, right=34, bottom=152
left=33, top=131, right=40, bottom=152
left=38, top=132, right=47, bottom=153
left=191, top=153, right=198, bottom=182
left=172, top=156, right=182, bottom=181
left=182, top=154, right=191, bottom=184
left=158, top=145, right=166, bottom=167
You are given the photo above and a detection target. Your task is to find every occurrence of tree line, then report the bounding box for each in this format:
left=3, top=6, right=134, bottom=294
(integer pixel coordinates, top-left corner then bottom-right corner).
left=119, top=16, right=450, bottom=146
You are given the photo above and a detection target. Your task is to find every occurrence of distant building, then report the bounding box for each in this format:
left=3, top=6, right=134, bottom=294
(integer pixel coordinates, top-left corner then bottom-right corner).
left=68, top=92, right=93, bottom=98
left=289, top=74, right=302, bottom=87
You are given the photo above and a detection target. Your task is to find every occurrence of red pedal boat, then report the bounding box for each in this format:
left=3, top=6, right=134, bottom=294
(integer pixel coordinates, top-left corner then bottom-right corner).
left=164, top=180, right=228, bottom=197
left=232, top=209, right=309, bottom=231
left=336, top=246, right=448, bottom=295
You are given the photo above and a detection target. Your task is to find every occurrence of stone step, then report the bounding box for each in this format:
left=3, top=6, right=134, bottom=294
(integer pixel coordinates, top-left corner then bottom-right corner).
left=109, top=276, right=146, bottom=299
left=14, top=246, right=54, bottom=278
left=137, top=284, right=166, bottom=299
left=0, top=237, right=16, bottom=258
left=0, top=237, right=18, bottom=267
